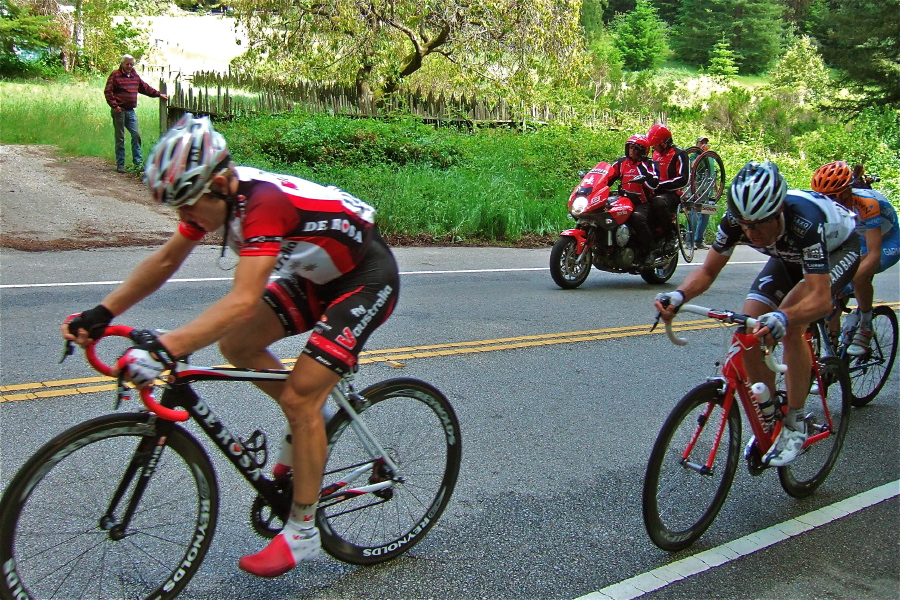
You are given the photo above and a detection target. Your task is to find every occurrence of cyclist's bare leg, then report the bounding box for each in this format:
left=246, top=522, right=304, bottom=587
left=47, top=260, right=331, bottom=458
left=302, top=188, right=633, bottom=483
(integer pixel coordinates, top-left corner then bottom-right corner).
left=281, top=354, right=341, bottom=504
left=741, top=298, right=777, bottom=395
left=852, top=266, right=876, bottom=313
left=741, top=295, right=811, bottom=412
left=218, top=299, right=288, bottom=400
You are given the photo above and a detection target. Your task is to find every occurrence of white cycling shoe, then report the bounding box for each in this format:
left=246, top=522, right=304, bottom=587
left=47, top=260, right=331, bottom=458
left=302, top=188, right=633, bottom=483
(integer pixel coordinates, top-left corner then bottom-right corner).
left=763, top=425, right=807, bottom=467
left=847, top=328, right=873, bottom=356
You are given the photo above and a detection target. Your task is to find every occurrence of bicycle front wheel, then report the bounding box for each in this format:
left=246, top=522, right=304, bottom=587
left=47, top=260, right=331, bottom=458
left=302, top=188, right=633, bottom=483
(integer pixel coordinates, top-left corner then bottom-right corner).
left=642, top=381, right=741, bottom=551
left=318, top=378, right=461, bottom=566
left=0, top=413, right=218, bottom=600
left=846, top=305, right=898, bottom=407
left=779, top=356, right=851, bottom=498
left=677, top=203, right=695, bottom=263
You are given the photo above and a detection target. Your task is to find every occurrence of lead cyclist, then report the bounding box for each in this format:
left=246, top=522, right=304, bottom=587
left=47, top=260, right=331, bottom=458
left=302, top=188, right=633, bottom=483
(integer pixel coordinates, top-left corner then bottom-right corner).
left=61, top=114, right=400, bottom=579
left=654, top=161, right=860, bottom=467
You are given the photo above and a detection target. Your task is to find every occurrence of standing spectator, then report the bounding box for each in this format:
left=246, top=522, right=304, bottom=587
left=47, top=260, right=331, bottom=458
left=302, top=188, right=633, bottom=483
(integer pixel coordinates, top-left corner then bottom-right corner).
left=690, top=137, right=714, bottom=249
left=104, top=54, right=168, bottom=173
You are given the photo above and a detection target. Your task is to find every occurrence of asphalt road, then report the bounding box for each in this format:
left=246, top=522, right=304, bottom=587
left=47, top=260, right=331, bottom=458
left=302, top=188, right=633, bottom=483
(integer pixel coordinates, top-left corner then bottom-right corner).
left=1, top=245, right=898, bottom=600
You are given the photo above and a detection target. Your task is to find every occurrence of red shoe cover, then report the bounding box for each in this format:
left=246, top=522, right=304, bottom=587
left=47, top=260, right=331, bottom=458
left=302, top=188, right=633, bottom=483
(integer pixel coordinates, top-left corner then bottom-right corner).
left=272, top=463, right=292, bottom=479
left=238, top=535, right=297, bottom=578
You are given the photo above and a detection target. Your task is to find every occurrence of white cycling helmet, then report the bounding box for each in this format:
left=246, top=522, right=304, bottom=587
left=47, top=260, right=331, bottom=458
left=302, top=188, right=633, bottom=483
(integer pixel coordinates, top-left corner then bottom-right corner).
left=727, top=160, right=787, bottom=222
left=144, top=113, right=231, bottom=207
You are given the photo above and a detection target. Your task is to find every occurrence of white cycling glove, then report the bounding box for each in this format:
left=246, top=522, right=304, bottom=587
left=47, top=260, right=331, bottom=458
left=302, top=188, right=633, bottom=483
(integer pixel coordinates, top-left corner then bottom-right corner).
left=654, top=290, right=685, bottom=311
left=119, top=332, right=177, bottom=388
left=756, top=311, right=788, bottom=342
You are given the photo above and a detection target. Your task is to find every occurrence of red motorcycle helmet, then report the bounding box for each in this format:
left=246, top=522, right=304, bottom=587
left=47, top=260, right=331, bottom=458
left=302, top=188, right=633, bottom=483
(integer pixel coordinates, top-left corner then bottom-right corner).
left=625, top=134, right=650, bottom=158
left=646, top=123, right=672, bottom=148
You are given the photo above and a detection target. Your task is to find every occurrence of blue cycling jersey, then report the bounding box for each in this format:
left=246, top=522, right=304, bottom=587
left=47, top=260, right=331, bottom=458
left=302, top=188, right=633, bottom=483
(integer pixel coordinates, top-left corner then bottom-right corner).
left=712, top=190, right=858, bottom=275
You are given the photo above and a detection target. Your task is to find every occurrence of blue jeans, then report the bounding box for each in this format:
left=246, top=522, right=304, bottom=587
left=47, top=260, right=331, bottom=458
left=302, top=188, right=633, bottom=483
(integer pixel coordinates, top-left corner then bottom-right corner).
left=691, top=210, right=711, bottom=244
left=112, top=108, right=142, bottom=168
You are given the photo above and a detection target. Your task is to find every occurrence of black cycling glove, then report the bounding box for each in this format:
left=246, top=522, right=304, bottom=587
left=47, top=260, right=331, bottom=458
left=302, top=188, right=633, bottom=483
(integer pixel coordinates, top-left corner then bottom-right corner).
left=67, top=304, right=114, bottom=340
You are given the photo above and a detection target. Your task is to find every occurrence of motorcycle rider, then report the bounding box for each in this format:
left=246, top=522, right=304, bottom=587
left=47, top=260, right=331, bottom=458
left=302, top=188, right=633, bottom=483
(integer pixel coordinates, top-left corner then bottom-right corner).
left=811, top=160, right=900, bottom=354
left=647, top=123, right=690, bottom=253
left=598, top=134, right=660, bottom=262
left=654, top=161, right=859, bottom=466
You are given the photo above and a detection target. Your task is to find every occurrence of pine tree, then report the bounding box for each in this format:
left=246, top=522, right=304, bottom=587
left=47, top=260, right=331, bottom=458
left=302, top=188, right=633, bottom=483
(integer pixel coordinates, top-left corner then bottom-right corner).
left=707, top=37, right=739, bottom=82
left=611, top=0, right=669, bottom=71
left=768, top=34, right=831, bottom=102
left=813, top=0, right=900, bottom=112
left=672, top=0, right=784, bottom=74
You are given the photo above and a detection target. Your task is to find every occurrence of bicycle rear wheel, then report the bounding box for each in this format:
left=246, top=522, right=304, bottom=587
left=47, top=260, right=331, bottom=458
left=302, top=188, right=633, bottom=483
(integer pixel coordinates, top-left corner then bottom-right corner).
left=691, top=151, right=726, bottom=202
left=846, top=305, right=898, bottom=407
left=778, top=357, right=850, bottom=498
left=642, top=381, right=741, bottom=551
left=0, top=413, right=218, bottom=600
left=318, top=378, right=461, bottom=566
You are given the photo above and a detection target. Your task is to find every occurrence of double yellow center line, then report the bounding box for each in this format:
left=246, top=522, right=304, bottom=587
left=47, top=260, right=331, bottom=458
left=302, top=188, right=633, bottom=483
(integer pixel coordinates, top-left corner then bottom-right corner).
left=3, top=302, right=896, bottom=404
left=1, top=320, right=724, bottom=403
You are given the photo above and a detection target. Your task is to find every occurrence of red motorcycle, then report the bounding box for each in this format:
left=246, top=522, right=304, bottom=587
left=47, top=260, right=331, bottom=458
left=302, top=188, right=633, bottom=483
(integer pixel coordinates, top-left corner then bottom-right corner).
left=549, top=162, right=683, bottom=289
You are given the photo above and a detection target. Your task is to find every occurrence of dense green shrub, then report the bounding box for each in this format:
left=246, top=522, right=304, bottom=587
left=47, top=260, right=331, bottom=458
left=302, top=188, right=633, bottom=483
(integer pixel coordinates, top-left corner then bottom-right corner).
left=219, top=113, right=466, bottom=170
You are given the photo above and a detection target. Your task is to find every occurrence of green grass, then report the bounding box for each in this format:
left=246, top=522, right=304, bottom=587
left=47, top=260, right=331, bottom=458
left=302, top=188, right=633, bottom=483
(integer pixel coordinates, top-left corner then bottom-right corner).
left=0, top=77, right=163, bottom=162
left=2, top=77, right=897, bottom=242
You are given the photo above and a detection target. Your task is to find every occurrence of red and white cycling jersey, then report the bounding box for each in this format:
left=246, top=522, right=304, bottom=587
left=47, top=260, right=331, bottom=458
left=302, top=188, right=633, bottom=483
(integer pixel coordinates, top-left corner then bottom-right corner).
left=180, top=167, right=377, bottom=284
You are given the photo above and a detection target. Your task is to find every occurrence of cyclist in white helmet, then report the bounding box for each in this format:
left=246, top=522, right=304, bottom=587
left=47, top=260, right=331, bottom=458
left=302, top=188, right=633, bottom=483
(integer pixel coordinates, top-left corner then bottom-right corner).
left=62, top=113, right=401, bottom=578
left=653, top=160, right=860, bottom=467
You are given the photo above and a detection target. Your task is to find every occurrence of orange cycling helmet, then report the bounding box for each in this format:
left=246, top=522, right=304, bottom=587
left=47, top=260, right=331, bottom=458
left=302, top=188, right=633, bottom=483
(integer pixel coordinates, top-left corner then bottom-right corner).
left=811, top=161, right=853, bottom=195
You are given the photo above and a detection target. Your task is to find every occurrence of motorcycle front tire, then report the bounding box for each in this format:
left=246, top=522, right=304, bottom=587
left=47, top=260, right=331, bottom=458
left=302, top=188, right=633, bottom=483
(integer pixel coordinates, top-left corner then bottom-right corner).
left=550, top=236, right=592, bottom=289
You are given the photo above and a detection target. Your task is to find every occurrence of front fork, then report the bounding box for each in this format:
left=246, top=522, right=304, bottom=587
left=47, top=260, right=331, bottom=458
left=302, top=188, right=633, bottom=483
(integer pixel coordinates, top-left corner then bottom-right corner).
left=100, top=416, right=172, bottom=540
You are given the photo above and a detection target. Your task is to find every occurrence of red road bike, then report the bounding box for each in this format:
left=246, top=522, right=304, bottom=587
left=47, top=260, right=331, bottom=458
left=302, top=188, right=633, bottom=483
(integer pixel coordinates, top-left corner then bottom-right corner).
left=642, top=304, right=851, bottom=551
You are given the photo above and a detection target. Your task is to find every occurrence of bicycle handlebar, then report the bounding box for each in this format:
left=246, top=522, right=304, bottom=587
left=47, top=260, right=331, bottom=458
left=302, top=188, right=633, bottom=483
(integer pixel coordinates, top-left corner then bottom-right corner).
left=663, top=304, right=788, bottom=374
left=85, top=325, right=190, bottom=422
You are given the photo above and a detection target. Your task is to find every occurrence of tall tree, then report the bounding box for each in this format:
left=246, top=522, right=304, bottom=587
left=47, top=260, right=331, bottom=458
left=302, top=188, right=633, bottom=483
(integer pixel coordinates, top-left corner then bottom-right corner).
left=813, top=0, right=900, bottom=113
left=672, top=0, right=784, bottom=73
left=611, top=0, right=668, bottom=71
left=228, top=0, right=589, bottom=105
left=580, top=0, right=609, bottom=39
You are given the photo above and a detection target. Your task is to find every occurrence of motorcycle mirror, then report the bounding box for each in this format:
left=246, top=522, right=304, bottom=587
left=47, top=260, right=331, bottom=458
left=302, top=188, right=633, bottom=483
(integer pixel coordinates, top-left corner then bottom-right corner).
left=578, top=171, right=586, bottom=177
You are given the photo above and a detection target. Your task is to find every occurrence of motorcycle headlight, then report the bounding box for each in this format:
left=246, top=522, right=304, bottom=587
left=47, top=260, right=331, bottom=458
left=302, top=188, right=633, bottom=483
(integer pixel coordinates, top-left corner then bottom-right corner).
left=571, top=196, right=588, bottom=217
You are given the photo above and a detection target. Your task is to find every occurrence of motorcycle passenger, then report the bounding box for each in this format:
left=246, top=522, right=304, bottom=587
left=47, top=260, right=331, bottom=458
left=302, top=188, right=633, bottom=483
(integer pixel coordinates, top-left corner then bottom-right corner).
left=811, top=161, right=900, bottom=355
left=599, top=134, right=660, bottom=262
left=647, top=124, right=690, bottom=252
left=654, top=161, right=860, bottom=467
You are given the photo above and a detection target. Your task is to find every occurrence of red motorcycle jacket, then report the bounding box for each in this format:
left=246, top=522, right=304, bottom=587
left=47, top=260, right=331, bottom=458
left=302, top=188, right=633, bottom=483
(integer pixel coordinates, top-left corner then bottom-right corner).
left=599, top=157, right=659, bottom=203
left=652, top=146, right=690, bottom=194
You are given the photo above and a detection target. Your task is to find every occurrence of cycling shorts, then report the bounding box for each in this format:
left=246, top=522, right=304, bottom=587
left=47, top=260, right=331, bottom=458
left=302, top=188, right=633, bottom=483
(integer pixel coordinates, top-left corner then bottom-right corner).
left=747, top=235, right=861, bottom=310
left=873, top=235, right=900, bottom=274
left=262, top=233, right=399, bottom=375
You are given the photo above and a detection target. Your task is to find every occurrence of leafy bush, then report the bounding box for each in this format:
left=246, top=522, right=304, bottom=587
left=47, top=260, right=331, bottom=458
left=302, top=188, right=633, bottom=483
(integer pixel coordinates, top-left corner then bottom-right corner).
left=219, top=113, right=466, bottom=170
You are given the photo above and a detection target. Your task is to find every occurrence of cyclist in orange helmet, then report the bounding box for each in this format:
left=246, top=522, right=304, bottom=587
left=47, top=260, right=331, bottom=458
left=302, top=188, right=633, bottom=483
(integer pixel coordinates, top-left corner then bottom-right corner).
left=811, top=160, right=900, bottom=354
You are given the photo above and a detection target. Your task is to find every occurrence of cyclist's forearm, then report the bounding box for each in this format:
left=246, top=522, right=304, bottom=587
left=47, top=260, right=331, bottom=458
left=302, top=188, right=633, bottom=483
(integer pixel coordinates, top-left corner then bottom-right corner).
left=100, top=236, right=195, bottom=315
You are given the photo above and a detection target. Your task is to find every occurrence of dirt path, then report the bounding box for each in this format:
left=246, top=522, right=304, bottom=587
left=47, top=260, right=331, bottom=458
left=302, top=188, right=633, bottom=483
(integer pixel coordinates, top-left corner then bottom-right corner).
left=0, top=145, right=177, bottom=251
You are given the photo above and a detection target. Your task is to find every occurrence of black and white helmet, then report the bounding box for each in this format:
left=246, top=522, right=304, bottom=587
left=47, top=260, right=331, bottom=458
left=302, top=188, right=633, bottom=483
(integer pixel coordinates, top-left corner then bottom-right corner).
left=727, top=160, right=787, bottom=222
left=144, top=113, right=231, bottom=207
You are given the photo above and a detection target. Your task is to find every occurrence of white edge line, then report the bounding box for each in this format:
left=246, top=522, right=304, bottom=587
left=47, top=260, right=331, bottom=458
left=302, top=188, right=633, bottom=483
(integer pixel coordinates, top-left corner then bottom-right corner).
left=0, top=261, right=768, bottom=289
left=576, top=479, right=900, bottom=600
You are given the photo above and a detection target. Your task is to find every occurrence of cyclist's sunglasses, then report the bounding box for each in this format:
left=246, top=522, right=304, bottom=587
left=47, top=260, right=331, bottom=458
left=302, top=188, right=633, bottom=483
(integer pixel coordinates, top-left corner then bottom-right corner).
left=736, top=214, right=780, bottom=230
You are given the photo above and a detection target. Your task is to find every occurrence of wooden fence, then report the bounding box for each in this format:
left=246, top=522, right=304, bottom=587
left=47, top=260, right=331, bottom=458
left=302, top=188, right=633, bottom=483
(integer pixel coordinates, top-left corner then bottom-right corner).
left=150, top=68, right=631, bottom=133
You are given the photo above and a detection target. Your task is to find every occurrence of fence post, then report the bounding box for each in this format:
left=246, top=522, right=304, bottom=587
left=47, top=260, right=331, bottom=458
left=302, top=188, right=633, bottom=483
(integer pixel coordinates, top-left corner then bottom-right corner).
left=159, top=79, right=168, bottom=136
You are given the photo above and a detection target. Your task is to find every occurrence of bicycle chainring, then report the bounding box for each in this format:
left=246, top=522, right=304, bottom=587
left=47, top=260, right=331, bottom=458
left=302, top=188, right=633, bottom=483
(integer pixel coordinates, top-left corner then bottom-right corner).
left=250, top=476, right=292, bottom=539
left=744, top=437, right=766, bottom=476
